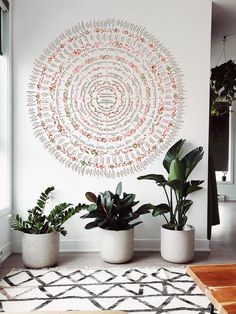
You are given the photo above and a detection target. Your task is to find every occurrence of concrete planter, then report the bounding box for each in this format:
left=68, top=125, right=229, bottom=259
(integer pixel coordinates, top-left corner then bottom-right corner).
left=100, top=228, right=134, bottom=263
left=161, top=224, right=195, bottom=263
left=22, top=232, right=59, bottom=268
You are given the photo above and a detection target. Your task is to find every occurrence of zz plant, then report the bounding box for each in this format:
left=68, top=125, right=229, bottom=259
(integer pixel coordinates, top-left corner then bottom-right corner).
left=12, top=186, right=88, bottom=236
left=81, top=182, right=150, bottom=230
left=138, top=139, right=204, bottom=230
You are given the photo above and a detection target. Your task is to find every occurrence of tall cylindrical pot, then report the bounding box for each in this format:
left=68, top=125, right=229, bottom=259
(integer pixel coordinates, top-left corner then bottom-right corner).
left=161, top=225, right=195, bottom=263
left=22, top=232, right=60, bottom=268
left=100, top=228, right=134, bottom=263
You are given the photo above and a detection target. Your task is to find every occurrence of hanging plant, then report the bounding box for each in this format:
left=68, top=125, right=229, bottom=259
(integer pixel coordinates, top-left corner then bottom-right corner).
left=210, top=60, right=236, bottom=116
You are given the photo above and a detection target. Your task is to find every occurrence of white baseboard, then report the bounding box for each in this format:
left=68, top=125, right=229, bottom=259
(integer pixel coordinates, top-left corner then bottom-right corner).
left=194, top=239, right=210, bottom=251
left=134, top=239, right=210, bottom=252
left=13, top=238, right=210, bottom=253
left=60, top=240, right=99, bottom=252
left=217, top=197, right=236, bottom=201
left=0, top=242, right=12, bottom=263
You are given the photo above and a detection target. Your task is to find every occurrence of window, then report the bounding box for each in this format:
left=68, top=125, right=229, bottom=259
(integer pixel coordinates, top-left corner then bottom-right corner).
left=0, top=0, right=10, bottom=211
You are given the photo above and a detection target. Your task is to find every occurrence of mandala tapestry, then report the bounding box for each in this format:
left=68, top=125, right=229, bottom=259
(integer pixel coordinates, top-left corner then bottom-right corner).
left=28, top=19, right=184, bottom=178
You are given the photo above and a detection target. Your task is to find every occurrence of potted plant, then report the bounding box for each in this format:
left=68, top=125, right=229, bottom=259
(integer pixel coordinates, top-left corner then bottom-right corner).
left=210, top=59, right=236, bottom=116
left=209, top=60, right=236, bottom=175
left=81, top=182, right=150, bottom=263
left=138, top=139, right=204, bottom=263
left=11, top=186, right=87, bottom=268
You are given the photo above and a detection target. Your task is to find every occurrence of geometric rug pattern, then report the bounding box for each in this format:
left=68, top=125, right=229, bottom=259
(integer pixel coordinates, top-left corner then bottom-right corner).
left=0, top=267, right=210, bottom=313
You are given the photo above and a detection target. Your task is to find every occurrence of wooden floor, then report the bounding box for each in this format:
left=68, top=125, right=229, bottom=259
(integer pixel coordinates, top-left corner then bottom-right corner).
left=1, top=201, right=236, bottom=279
left=210, top=201, right=236, bottom=262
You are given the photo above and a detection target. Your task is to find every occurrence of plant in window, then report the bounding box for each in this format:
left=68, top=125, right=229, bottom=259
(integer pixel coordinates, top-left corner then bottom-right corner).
left=210, top=60, right=236, bottom=116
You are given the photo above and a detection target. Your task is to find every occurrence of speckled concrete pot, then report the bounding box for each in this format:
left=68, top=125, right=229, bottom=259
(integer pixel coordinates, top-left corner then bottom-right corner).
left=100, top=228, right=134, bottom=264
left=161, top=225, right=195, bottom=263
left=22, top=232, right=59, bottom=268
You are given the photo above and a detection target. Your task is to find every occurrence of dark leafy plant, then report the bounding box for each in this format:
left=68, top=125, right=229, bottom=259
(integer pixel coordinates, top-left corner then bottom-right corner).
left=137, top=139, right=204, bottom=230
left=210, top=60, right=236, bottom=116
left=81, top=182, right=151, bottom=230
left=11, top=187, right=88, bottom=236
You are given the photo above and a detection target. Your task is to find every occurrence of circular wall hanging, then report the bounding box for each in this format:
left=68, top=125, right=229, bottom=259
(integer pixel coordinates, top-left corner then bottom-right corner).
left=28, top=19, right=184, bottom=178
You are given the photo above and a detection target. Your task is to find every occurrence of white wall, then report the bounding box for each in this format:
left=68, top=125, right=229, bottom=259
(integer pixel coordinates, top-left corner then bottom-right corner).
left=211, top=34, right=236, bottom=200
left=12, top=0, right=212, bottom=252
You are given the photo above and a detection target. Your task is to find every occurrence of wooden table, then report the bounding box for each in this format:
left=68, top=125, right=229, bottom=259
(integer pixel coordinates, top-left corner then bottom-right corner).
left=187, top=264, right=236, bottom=314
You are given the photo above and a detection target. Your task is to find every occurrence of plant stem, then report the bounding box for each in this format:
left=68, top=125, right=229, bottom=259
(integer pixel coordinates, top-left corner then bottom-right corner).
left=179, top=196, right=186, bottom=230
left=163, top=185, right=174, bottom=224
left=170, top=187, right=174, bottom=224
left=163, top=214, right=168, bottom=224
left=173, top=189, right=179, bottom=220
left=178, top=205, right=182, bottom=230
left=163, top=185, right=170, bottom=207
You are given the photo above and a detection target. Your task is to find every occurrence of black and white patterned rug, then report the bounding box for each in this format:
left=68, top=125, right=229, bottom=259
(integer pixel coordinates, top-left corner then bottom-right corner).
left=0, top=267, right=210, bottom=313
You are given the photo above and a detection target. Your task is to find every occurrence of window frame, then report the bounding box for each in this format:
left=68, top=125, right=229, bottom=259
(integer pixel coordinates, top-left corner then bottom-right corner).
left=0, top=0, right=11, bottom=213
left=216, top=107, right=235, bottom=185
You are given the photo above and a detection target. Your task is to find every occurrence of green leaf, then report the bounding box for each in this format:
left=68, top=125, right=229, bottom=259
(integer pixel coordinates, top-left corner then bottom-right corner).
left=135, top=204, right=152, bottom=215
left=183, top=180, right=204, bottom=197
left=118, top=212, right=133, bottom=220
left=119, top=193, right=136, bottom=207
left=152, top=203, right=170, bottom=217
left=75, top=203, right=89, bottom=212
left=166, top=179, right=181, bottom=190
left=115, top=182, right=122, bottom=196
left=60, top=229, right=67, bottom=236
left=182, top=147, right=204, bottom=179
left=128, top=221, right=143, bottom=228
left=85, top=192, right=97, bottom=203
left=137, top=174, right=166, bottom=184
left=168, top=159, right=185, bottom=182
left=87, top=204, right=97, bottom=212
left=182, top=199, right=193, bottom=214
left=96, top=219, right=109, bottom=228
left=187, top=185, right=203, bottom=195
left=190, top=180, right=204, bottom=186
left=81, top=209, right=106, bottom=219
left=45, top=186, right=55, bottom=194
left=85, top=221, right=98, bottom=229
left=136, top=203, right=156, bottom=211
left=40, top=222, right=49, bottom=234
left=102, top=191, right=113, bottom=211
left=163, top=139, right=185, bottom=173
left=37, top=200, right=44, bottom=208
left=131, top=201, right=140, bottom=207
